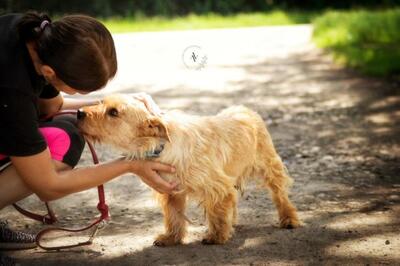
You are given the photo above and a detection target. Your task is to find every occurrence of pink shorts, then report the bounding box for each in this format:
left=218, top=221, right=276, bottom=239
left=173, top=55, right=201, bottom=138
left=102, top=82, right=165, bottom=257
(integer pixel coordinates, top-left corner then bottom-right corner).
left=0, top=118, right=85, bottom=169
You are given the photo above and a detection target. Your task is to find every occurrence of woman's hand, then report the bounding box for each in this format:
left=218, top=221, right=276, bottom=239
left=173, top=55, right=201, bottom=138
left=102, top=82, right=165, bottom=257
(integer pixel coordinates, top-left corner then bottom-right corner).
left=130, top=160, right=177, bottom=194
left=132, top=93, right=164, bottom=116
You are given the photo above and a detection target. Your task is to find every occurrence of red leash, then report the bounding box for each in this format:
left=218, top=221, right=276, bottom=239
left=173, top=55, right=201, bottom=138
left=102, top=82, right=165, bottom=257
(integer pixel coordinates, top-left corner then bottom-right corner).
left=13, top=202, right=57, bottom=225
left=13, top=111, right=110, bottom=250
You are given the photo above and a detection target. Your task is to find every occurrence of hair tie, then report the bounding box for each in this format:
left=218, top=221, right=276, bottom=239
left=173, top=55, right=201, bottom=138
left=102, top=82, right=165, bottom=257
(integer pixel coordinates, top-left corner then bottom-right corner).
left=40, top=20, right=50, bottom=31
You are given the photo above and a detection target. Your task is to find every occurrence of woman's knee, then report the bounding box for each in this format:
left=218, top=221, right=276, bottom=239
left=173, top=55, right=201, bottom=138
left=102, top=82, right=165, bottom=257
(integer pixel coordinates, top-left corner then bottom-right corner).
left=39, top=119, right=85, bottom=168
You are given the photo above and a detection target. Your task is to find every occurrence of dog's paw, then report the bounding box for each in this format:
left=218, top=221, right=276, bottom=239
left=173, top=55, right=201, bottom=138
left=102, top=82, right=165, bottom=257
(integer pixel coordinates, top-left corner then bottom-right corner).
left=153, top=239, right=167, bottom=247
left=201, top=235, right=228, bottom=245
left=279, top=216, right=301, bottom=229
left=201, top=238, right=217, bottom=245
left=153, top=234, right=181, bottom=247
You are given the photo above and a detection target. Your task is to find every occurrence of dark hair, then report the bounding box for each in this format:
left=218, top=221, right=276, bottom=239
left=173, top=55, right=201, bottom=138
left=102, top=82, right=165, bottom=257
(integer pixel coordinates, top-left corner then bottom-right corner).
left=18, top=11, right=117, bottom=92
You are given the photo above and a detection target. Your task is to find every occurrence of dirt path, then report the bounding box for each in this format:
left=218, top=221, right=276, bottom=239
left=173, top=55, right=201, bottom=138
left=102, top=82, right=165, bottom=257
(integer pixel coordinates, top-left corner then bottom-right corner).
left=2, top=25, right=399, bottom=265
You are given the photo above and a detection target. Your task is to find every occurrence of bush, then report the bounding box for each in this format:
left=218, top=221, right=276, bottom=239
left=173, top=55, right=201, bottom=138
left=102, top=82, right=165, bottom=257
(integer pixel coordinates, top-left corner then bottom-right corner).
left=313, top=9, right=400, bottom=76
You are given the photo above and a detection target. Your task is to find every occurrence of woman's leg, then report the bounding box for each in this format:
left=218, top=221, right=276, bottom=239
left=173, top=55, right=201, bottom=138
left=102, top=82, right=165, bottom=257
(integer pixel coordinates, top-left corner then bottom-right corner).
left=0, top=116, right=85, bottom=250
left=0, top=161, right=71, bottom=210
left=0, top=116, right=85, bottom=209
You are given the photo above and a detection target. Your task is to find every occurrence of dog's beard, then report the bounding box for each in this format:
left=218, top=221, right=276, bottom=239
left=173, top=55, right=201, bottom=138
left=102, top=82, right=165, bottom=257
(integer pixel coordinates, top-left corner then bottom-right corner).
left=80, top=131, right=101, bottom=144
left=124, top=139, right=166, bottom=161
left=77, top=122, right=101, bottom=144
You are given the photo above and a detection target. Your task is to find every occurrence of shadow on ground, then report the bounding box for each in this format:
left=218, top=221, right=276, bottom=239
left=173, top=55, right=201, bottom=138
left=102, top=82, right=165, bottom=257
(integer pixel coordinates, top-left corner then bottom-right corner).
left=7, top=48, right=400, bottom=265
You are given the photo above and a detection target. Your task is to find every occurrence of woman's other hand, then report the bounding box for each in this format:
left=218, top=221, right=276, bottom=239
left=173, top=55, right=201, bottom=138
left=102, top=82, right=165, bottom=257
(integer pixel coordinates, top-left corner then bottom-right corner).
left=132, top=93, right=164, bottom=116
left=130, top=160, right=177, bottom=194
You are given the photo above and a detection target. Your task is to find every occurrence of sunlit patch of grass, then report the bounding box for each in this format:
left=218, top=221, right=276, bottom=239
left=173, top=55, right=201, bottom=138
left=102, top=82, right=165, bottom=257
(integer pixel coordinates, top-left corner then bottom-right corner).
left=102, top=10, right=316, bottom=33
left=313, top=9, right=400, bottom=76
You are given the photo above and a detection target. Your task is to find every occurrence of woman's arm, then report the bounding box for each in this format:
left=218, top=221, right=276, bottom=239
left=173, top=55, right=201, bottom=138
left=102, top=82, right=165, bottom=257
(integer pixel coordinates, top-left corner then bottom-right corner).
left=39, top=93, right=162, bottom=116
left=11, top=148, right=176, bottom=201
left=38, top=94, right=100, bottom=115
left=62, top=93, right=163, bottom=114
left=61, top=97, right=100, bottom=110
left=37, top=94, right=63, bottom=115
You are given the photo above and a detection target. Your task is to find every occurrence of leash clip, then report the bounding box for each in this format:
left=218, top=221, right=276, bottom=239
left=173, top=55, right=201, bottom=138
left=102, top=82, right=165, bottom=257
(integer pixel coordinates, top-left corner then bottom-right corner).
left=88, top=220, right=107, bottom=243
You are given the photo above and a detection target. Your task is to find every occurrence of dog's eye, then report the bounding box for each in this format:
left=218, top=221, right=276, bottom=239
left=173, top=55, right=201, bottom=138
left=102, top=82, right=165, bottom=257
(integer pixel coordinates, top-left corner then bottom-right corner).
left=107, top=108, right=119, bottom=117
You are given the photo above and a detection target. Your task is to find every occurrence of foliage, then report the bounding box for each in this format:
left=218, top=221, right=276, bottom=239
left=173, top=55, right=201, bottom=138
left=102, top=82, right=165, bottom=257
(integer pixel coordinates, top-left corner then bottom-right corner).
left=313, top=9, right=400, bottom=76
left=1, top=0, right=399, bottom=17
left=102, top=11, right=316, bottom=33
left=2, top=1, right=400, bottom=77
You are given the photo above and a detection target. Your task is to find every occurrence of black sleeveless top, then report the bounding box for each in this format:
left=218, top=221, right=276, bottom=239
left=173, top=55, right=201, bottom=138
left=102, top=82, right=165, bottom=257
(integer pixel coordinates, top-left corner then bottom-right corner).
left=0, top=13, right=60, bottom=157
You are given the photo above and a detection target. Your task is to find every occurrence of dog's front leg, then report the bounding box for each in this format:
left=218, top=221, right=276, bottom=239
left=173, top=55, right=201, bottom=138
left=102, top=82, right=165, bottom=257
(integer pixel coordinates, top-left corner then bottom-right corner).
left=153, top=193, right=187, bottom=247
left=202, top=190, right=237, bottom=245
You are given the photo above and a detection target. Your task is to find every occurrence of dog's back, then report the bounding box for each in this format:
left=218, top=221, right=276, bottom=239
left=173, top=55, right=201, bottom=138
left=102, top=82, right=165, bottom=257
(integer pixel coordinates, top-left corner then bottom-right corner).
left=158, top=105, right=275, bottom=193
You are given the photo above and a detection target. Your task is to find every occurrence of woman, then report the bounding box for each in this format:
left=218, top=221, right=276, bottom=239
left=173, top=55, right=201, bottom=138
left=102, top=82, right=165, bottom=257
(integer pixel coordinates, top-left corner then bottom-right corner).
left=0, top=11, right=176, bottom=256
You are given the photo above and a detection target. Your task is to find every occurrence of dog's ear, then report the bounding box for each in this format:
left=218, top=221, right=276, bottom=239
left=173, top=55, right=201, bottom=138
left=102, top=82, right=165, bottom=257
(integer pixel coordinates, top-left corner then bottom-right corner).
left=140, top=117, right=171, bottom=142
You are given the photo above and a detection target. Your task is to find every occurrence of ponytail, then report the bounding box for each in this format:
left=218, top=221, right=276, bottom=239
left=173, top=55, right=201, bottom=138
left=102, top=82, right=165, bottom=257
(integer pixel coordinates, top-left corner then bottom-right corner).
left=17, top=11, right=52, bottom=41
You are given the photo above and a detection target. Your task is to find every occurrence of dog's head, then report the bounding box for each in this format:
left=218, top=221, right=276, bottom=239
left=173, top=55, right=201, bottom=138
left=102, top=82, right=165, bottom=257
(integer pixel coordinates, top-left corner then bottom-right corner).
left=77, top=94, right=170, bottom=155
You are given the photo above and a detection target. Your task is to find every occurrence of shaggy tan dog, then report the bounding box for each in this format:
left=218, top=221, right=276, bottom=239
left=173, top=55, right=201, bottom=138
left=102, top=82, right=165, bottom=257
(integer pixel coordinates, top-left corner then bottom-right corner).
left=78, top=94, right=300, bottom=246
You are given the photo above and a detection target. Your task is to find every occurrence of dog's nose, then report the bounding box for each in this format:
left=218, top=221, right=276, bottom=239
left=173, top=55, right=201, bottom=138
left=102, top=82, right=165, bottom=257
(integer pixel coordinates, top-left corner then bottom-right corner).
left=77, top=109, right=86, bottom=120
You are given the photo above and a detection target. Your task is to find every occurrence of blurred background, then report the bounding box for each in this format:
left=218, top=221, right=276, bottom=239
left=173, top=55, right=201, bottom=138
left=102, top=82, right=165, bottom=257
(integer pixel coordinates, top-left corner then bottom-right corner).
left=1, top=0, right=399, bottom=16
left=1, top=0, right=400, bottom=76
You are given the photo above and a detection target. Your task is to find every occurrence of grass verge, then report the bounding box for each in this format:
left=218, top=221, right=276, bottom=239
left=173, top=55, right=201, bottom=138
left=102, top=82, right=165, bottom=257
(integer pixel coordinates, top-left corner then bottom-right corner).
left=313, top=9, right=400, bottom=76
left=102, top=10, right=316, bottom=33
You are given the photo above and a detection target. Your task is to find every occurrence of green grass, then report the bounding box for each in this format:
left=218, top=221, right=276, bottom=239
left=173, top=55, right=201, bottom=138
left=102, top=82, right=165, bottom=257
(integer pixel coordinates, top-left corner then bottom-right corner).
left=102, top=10, right=316, bottom=33
left=313, top=9, right=400, bottom=76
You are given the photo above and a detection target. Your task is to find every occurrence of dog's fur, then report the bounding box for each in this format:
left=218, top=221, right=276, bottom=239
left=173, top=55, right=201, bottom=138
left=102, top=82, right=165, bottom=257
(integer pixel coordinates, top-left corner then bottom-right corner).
left=78, top=94, right=300, bottom=246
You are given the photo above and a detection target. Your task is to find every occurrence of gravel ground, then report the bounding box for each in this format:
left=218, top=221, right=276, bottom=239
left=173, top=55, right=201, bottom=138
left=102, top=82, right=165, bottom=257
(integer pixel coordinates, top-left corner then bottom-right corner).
left=1, top=25, right=399, bottom=265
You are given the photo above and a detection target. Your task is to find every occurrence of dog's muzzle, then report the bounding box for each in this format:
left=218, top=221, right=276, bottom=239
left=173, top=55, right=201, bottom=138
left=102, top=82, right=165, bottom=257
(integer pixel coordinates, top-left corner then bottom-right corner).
left=77, top=109, right=86, bottom=120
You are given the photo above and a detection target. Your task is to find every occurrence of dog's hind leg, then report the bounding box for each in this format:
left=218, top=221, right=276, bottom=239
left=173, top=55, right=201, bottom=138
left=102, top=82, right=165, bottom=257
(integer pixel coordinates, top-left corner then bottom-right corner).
left=202, top=188, right=237, bottom=245
left=262, top=156, right=301, bottom=229
left=254, top=123, right=301, bottom=229
left=153, top=193, right=187, bottom=247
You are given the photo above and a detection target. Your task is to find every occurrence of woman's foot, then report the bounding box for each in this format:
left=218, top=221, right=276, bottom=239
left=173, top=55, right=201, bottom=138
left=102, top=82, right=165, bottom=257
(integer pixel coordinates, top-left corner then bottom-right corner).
left=0, top=221, right=36, bottom=250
